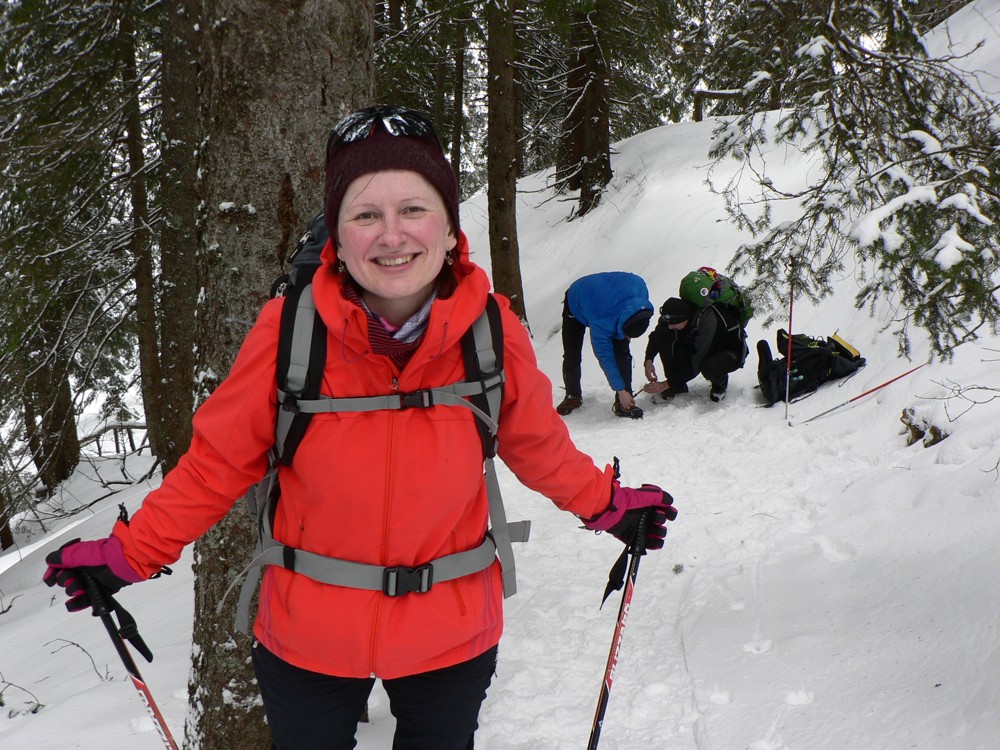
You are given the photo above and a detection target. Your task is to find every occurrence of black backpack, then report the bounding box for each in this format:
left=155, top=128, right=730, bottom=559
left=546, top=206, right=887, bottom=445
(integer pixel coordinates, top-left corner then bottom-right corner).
left=221, top=213, right=530, bottom=632
left=756, top=329, right=865, bottom=406
left=695, top=303, right=749, bottom=366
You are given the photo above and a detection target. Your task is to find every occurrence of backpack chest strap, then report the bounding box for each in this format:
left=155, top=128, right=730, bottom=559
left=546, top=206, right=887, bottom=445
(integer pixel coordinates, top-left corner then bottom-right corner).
left=278, top=374, right=505, bottom=430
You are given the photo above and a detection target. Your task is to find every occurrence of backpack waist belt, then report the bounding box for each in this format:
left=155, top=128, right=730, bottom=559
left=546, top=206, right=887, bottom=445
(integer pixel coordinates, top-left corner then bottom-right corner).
left=225, top=517, right=531, bottom=634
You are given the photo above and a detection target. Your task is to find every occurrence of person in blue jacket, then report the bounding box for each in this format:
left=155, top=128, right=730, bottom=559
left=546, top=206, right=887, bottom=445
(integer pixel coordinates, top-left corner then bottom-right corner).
left=556, top=272, right=654, bottom=419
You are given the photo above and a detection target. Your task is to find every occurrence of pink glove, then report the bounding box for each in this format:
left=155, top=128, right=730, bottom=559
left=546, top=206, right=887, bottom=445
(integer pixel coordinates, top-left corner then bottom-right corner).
left=583, top=482, right=677, bottom=550
left=43, top=536, right=143, bottom=612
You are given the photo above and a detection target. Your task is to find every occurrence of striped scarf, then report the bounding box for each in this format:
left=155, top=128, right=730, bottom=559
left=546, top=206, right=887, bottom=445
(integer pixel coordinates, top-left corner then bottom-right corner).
left=342, top=284, right=434, bottom=369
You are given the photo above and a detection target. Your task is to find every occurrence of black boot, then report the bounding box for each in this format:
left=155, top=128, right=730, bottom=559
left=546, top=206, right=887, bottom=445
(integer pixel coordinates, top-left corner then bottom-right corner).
left=556, top=395, right=583, bottom=415
left=613, top=394, right=643, bottom=419
left=709, top=375, right=728, bottom=402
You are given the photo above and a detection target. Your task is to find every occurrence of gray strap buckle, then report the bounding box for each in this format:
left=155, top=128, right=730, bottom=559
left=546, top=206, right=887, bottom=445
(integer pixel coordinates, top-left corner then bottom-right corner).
left=399, top=391, right=433, bottom=409
left=383, top=564, right=433, bottom=596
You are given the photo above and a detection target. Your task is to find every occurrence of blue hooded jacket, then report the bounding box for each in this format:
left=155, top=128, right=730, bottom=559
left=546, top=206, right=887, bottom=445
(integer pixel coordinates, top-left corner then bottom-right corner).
left=565, top=272, right=654, bottom=392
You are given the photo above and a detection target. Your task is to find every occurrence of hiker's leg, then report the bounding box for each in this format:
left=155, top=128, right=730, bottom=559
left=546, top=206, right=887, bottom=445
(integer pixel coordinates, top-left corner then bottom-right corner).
left=660, top=341, right=695, bottom=391
left=252, top=641, right=374, bottom=750
left=612, top=336, right=634, bottom=394
left=561, top=297, right=586, bottom=399
left=699, top=349, right=742, bottom=390
left=383, top=645, right=498, bottom=750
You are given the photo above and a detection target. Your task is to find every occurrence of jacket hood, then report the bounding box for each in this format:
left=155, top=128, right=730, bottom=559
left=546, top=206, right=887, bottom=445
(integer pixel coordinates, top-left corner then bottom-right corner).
left=614, top=297, right=655, bottom=339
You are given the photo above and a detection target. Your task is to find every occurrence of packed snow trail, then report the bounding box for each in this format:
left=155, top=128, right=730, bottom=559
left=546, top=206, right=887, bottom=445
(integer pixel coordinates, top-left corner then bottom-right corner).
left=354, top=372, right=928, bottom=749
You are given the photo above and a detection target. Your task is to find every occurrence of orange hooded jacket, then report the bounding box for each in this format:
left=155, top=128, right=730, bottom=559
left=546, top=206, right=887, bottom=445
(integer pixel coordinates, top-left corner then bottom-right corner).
left=113, top=232, right=614, bottom=679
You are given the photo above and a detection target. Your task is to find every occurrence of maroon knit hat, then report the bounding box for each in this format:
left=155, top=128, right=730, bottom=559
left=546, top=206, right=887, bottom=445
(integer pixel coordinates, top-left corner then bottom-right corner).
left=324, top=107, right=460, bottom=236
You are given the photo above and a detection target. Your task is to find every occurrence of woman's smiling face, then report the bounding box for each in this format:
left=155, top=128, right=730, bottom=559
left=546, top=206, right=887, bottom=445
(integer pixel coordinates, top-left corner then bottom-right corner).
left=336, top=169, right=455, bottom=326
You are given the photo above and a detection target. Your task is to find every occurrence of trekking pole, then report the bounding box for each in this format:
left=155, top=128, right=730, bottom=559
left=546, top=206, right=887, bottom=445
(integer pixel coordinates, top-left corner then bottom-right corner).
left=587, top=507, right=649, bottom=750
left=797, top=363, right=926, bottom=425
left=784, top=257, right=796, bottom=422
left=80, top=571, right=179, bottom=750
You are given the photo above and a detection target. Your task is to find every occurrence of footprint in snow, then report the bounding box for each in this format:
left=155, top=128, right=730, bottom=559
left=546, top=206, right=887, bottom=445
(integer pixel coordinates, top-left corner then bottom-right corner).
left=785, top=691, right=814, bottom=706
left=709, top=688, right=731, bottom=705
left=814, top=535, right=856, bottom=562
left=743, top=638, right=773, bottom=654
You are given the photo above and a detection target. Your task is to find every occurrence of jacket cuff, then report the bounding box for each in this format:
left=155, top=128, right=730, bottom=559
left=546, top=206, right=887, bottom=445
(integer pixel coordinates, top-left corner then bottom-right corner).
left=111, top=520, right=161, bottom=581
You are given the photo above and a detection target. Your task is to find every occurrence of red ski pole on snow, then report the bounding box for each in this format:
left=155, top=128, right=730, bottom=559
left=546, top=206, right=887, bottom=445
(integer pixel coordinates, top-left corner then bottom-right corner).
left=587, top=458, right=649, bottom=750
left=783, top=257, right=796, bottom=422
left=81, top=571, right=179, bottom=750
left=798, top=363, right=927, bottom=425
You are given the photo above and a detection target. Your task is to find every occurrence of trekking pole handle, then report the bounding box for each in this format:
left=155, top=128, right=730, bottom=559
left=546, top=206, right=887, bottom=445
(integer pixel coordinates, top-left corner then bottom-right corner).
left=629, top=509, right=649, bottom=557
left=79, top=569, right=114, bottom=618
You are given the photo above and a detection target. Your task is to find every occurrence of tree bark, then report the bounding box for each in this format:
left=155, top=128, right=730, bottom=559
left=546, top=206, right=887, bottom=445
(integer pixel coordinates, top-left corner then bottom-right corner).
left=22, top=320, right=80, bottom=493
left=186, top=2, right=374, bottom=747
left=118, top=2, right=163, bottom=459
left=487, top=0, right=528, bottom=326
left=556, top=11, right=587, bottom=191
left=575, top=0, right=612, bottom=217
left=0, top=489, right=13, bottom=551
left=450, top=13, right=465, bottom=189
left=156, top=0, right=202, bottom=474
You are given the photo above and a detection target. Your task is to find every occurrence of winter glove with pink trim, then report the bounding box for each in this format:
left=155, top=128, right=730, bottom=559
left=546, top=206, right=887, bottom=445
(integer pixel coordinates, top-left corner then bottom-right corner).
left=583, top=482, right=677, bottom=550
left=43, top=536, right=144, bottom=613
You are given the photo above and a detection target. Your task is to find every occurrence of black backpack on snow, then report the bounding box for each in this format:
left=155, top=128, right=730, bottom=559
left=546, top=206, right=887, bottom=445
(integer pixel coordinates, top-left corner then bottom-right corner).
left=756, top=329, right=865, bottom=406
left=221, top=213, right=530, bottom=632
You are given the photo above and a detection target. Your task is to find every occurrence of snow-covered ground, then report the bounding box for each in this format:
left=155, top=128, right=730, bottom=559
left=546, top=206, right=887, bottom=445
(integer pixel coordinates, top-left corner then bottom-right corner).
left=2, top=2, right=1000, bottom=748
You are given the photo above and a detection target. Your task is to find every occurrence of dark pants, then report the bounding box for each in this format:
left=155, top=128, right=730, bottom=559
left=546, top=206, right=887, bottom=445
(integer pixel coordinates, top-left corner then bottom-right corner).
left=253, top=641, right=498, bottom=750
left=648, top=328, right=742, bottom=390
left=561, top=298, right=633, bottom=398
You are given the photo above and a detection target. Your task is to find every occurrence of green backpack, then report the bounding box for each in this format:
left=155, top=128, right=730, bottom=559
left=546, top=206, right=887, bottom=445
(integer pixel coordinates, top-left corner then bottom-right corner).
left=679, top=266, right=754, bottom=327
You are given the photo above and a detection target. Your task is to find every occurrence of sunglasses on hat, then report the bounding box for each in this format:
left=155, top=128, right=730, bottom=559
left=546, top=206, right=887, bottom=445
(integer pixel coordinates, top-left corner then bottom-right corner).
left=326, top=105, right=443, bottom=157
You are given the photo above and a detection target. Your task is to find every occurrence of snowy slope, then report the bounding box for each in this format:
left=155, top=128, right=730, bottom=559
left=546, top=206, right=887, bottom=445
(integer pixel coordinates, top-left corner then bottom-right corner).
left=2, top=3, right=1000, bottom=748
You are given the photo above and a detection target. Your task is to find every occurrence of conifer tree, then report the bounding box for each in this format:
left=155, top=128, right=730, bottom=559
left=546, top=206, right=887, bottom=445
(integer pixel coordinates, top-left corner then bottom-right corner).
left=707, top=0, right=1000, bottom=357
left=0, top=0, right=161, bottom=499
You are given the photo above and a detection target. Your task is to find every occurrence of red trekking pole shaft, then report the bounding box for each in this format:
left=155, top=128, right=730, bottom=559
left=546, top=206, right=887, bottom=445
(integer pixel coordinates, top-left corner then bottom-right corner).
left=81, top=572, right=179, bottom=750
left=784, top=263, right=795, bottom=421
left=800, top=363, right=926, bottom=425
left=586, top=512, right=648, bottom=750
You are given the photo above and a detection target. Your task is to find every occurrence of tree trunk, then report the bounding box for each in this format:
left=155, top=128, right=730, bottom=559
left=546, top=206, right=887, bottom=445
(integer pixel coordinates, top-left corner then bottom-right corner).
left=575, top=0, right=612, bottom=217
left=156, top=0, right=202, bottom=474
left=186, top=2, right=374, bottom=747
left=0, top=488, right=13, bottom=551
left=556, top=11, right=587, bottom=191
left=118, top=2, right=163, bottom=459
left=486, top=0, right=528, bottom=325
left=23, top=372, right=80, bottom=493
left=450, top=14, right=465, bottom=189
left=22, top=321, right=80, bottom=493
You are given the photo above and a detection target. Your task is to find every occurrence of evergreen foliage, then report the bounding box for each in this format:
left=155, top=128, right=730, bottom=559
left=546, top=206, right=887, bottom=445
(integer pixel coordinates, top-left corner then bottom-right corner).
left=0, top=0, right=161, bottom=501
left=707, top=0, right=1000, bottom=358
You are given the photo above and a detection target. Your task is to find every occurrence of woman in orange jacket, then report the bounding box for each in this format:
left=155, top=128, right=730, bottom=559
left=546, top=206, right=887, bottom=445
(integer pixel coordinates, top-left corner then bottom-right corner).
left=43, top=106, right=677, bottom=750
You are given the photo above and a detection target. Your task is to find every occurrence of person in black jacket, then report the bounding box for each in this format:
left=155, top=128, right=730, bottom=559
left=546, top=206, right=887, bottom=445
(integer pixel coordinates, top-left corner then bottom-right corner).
left=642, top=297, right=748, bottom=402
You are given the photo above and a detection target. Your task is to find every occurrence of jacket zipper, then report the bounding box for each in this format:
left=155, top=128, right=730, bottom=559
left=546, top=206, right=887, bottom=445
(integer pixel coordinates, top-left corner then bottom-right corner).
left=369, top=376, right=400, bottom=675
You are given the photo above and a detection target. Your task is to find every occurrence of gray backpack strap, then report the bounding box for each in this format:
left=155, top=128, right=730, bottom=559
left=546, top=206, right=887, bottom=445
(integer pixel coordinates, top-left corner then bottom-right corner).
left=464, top=296, right=528, bottom=597
left=280, top=379, right=502, bottom=431
left=274, top=283, right=319, bottom=459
